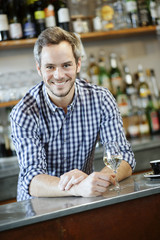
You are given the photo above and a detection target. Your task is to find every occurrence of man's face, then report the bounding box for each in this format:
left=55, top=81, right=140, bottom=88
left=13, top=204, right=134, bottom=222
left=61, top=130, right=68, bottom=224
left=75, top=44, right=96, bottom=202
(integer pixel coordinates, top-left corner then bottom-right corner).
left=37, top=41, right=81, bottom=103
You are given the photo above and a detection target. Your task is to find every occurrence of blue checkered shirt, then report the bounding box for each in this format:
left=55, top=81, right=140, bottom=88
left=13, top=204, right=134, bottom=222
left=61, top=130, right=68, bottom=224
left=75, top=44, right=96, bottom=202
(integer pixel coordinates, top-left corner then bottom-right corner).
left=10, top=79, right=135, bottom=201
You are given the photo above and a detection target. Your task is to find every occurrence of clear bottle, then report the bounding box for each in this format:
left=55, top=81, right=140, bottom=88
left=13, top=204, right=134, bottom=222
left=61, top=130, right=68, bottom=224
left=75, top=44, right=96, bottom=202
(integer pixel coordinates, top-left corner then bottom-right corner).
left=68, top=0, right=80, bottom=17
left=123, top=64, right=138, bottom=110
left=79, top=60, right=91, bottom=83
left=125, top=0, right=139, bottom=28
left=148, top=0, right=158, bottom=25
left=44, top=0, right=56, bottom=28
left=88, top=54, right=99, bottom=86
left=34, top=0, right=46, bottom=36
left=98, top=57, right=111, bottom=90
left=93, top=0, right=103, bottom=31
left=100, top=0, right=115, bottom=31
left=7, top=0, right=23, bottom=40
left=0, top=0, right=9, bottom=41
left=109, top=53, right=123, bottom=96
left=113, top=0, right=129, bottom=29
left=54, top=0, right=71, bottom=31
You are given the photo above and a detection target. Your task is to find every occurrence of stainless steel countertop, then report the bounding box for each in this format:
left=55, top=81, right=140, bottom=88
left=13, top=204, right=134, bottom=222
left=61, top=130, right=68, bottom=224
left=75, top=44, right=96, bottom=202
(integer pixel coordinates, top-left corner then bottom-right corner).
left=0, top=173, right=160, bottom=232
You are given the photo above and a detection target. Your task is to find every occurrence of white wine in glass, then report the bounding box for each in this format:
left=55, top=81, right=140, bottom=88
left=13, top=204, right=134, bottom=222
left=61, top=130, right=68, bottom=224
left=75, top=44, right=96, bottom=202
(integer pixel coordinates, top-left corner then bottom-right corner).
left=103, top=141, right=123, bottom=191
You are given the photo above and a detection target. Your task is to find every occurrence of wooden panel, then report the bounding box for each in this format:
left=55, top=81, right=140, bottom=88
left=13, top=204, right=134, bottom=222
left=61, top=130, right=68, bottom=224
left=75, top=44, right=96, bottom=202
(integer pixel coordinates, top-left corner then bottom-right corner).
left=0, top=193, right=160, bottom=240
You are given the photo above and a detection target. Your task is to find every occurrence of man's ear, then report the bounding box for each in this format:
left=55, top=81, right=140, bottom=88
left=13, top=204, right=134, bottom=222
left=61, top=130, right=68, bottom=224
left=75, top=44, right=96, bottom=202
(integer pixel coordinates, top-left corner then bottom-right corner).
left=36, top=62, right=42, bottom=77
left=76, top=58, right=81, bottom=73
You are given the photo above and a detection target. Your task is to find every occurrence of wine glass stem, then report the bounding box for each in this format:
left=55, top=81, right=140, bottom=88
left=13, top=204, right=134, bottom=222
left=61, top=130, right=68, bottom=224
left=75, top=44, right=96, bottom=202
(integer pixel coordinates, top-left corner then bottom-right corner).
left=114, top=171, right=120, bottom=189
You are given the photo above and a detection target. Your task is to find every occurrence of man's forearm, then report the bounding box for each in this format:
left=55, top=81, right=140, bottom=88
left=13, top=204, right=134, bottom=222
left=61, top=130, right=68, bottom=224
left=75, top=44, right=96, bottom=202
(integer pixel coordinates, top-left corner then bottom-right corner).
left=29, top=174, right=74, bottom=197
left=29, top=171, right=115, bottom=198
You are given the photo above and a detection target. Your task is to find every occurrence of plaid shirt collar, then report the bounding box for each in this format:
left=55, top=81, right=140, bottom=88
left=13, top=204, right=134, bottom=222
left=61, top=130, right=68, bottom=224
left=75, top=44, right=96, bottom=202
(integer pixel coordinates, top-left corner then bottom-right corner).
left=42, top=81, right=78, bottom=114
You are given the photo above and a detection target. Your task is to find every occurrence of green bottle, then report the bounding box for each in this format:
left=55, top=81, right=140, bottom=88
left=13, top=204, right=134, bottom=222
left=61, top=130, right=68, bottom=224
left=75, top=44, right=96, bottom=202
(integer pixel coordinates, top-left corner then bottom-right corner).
left=109, top=53, right=123, bottom=96
left=146, top=95, right=160, bottom=135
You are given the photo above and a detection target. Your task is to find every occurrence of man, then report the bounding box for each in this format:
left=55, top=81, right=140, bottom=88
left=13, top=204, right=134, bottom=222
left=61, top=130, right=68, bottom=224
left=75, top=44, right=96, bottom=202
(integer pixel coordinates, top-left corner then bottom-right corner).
left=10, top=27, right=135, bottom=201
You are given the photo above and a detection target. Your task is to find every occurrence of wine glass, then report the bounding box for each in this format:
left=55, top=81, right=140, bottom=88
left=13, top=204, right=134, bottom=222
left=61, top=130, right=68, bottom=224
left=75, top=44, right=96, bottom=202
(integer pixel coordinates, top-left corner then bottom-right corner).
left=103, top=141, right=123, bottom=191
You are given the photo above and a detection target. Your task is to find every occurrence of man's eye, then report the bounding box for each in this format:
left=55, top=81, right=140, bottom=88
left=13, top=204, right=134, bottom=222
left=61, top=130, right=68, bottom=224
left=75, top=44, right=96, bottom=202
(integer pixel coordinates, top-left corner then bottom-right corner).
left=46, top=66, right=54, bottom=70
left=64, top=64, right=71, bottom=68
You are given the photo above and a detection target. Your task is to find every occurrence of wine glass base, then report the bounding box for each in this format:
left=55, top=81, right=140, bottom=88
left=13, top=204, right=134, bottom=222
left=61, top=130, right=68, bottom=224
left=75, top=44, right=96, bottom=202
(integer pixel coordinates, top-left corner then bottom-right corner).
left=109, top=185, right=121, bottom=192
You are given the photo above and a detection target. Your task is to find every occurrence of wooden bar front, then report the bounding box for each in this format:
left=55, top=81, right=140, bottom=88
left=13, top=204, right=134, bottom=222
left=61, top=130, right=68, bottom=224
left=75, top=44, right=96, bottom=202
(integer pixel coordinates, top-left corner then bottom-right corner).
left=1, top=193, right=160, bottom=240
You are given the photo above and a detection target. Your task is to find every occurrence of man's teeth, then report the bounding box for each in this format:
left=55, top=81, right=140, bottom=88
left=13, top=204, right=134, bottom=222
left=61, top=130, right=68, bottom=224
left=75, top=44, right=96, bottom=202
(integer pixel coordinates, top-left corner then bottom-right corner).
left=55, top=82, right=65, bottom=86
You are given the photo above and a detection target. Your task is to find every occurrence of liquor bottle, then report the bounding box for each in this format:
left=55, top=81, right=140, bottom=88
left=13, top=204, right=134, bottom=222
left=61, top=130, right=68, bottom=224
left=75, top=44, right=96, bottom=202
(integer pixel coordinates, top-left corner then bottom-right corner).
left=54, top=0, right=71, bottom=31
left=123, top=64, right=138, bottom=110
left=116, top=86, right=129, bottom=117
left=7, top=0, right=23, bottom=40
left=34, top=0, right=46, bottom=36
left=21, top=0, right=37, bottom=39
left=125, top=0, right=139, bottom=28
left=0, top=0, right=10, bottom=41
left=98, top=58, right=111, bottom=91
left=137, top=64, right=151, bottom=109
left=138, top=108, right=150, bottom=137
left=146, top=69, right=160, bottom=109
left=44, top=0, right=56, bottom=28
left=113, top=0, right=130, bottom=29
left=88, top=54, right=99, bottom=86
left=109, top=53, right=123, bottom=96
left=100, top=0, right=115, bottom=31
left=157, top=0, right=160, bottom=24
left=146, top=95, right=160, bottom=135
left=93, top=0, right=103, bottom=32
left=27, top=0, right=37, bottom=15
left=137, top=0, right=151, bottom=26
left=148, top=0, right=158, bottom=25
left=127, top=110, right=141, bottom=139
left=79, top=60, right=91, bottom=83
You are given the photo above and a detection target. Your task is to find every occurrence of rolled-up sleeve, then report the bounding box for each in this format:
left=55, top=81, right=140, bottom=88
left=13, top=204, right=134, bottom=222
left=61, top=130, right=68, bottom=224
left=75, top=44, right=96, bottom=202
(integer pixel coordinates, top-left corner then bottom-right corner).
left=10, top=106, right=47, bottom=197
left=100, top=91, right=136, bottom=170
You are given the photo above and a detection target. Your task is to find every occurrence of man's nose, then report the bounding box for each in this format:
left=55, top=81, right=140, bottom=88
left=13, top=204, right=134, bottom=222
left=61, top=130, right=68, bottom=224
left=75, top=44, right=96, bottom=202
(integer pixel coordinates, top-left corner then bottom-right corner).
left=53, top=67, right=64, bottom=80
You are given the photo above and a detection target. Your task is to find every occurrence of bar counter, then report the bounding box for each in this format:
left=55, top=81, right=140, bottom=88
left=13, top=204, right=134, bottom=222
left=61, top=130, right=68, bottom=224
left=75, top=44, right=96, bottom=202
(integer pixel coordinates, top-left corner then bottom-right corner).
left=0, top=172, right=160, bottom=239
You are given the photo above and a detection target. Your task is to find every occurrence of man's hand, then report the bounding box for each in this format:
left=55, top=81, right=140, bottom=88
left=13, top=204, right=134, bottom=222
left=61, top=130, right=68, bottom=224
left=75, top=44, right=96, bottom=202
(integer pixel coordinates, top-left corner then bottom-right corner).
left=72, top=172, right=116, bottom=197
left=59, top=169, right=88, bottom=191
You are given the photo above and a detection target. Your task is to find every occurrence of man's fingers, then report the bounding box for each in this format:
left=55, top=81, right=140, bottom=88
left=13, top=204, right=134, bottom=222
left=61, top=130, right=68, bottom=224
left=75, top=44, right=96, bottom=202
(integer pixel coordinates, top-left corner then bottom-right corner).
left=59, top=175, right=70, bottom=190
left=64, top=176, right=74, bottom=190
left=65, top=175, right=86, bottom=190
left=72, top=175, right=85, bottom=184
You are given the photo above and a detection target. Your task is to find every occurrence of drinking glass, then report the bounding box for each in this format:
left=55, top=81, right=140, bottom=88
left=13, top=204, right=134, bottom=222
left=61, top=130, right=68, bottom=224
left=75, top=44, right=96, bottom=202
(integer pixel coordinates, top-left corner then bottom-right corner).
left=103, top=141, right=122, bottom=191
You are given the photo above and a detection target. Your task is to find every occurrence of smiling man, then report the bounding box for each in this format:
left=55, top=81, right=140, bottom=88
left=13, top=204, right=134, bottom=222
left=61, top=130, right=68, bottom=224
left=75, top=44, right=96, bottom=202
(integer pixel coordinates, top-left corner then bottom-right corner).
left=10, top=27, right=135, bottom=201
